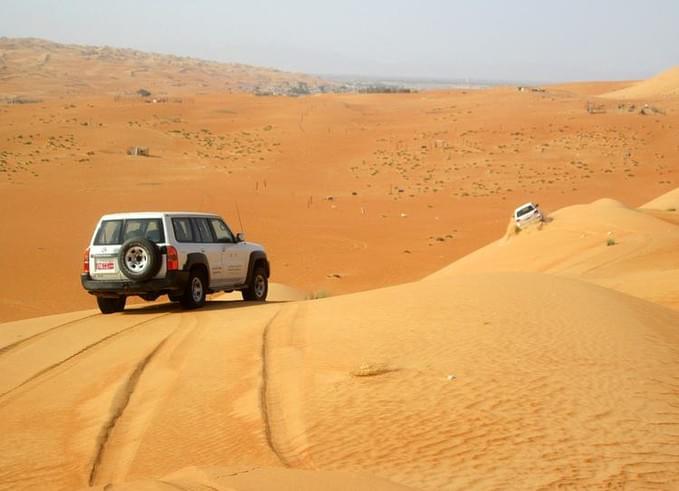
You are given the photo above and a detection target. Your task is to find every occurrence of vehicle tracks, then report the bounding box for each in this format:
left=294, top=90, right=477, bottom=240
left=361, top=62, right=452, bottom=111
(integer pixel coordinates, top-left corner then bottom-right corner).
left=0, top=313, right=173, bottom=403
left=259, top=304, right=311, bottom=468
left=87, top=331, right=173, bottom=486
left=259, top=307, right=285, bottom=465
left=87, top=313, right=205, bottom=486
left=0, top=313, right=100, bottom=356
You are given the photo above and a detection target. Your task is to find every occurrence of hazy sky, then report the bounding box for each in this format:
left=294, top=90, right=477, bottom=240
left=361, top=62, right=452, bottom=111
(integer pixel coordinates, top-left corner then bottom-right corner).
left=1, top=0, right=678, bottom=82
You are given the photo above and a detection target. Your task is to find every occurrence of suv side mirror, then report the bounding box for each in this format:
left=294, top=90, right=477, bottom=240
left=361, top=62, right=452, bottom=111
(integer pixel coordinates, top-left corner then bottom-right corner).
left=236, top=232, right=246, bottom=242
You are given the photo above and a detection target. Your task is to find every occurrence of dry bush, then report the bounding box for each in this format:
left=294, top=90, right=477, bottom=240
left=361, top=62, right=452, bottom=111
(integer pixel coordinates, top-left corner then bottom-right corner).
left=350, top=363, right=394, bottom=377
left=127, top=146, right=150, bottom=157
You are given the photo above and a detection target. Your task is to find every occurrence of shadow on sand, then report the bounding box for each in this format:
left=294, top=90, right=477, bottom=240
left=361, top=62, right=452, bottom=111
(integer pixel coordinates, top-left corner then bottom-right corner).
left=120, top=299, right=288, bottom=316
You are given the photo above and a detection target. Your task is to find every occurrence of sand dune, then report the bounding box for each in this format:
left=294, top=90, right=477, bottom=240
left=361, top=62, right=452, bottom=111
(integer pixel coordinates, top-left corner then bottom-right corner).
left=1, top=269, right=678, bottom=490
left=642, top=186, right=679, bottom=210
left=602, top=66, right=679, bottom=99
left=429, top=193, right=679, bottom=308
left=547, top=80, right=634, bottom=96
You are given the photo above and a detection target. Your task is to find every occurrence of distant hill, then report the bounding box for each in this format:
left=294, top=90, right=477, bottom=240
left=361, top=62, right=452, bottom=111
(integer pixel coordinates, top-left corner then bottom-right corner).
left=0, top=37, right=334, bottom=98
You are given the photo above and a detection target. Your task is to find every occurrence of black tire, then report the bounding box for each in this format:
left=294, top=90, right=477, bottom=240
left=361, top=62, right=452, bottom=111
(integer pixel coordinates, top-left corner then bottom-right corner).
left=181, top=269, right=207, bottom=309
left=242, top=266, right=268, bottom=301
left=118, top=237, right=161, bottom=281
left=97, top=296, right=126, bottom=314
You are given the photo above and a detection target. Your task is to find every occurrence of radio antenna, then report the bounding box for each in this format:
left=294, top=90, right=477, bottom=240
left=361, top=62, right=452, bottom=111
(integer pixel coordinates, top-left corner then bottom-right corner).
left=235, top=201, right=245, bottom=232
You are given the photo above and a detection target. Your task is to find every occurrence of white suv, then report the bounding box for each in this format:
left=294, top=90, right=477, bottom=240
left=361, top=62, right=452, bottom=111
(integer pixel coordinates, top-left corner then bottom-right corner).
left=513, top=202, right=544, bottom=229
left=81, top=212, right=270, bottom=314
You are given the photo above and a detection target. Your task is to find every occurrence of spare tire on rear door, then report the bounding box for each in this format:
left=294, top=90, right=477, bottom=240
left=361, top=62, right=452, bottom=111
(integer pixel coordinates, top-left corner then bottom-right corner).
left=118, top=237, right=161, bottom=281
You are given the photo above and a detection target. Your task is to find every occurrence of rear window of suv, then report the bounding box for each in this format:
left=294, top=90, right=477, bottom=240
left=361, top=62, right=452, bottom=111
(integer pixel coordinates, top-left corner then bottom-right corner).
left=94, top=219, right=165, bottom=245
left=516, top=205, right=535, bottom=218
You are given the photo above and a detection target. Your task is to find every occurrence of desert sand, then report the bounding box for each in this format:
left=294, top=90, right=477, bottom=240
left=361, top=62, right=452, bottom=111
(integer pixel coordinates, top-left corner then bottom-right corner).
left=641, top=186, right=679, bottom=211
left=1, top=231, right=679, bottom=489
left=1, top=41, right=678, bottom=322
left=2, top=39, right=679, bottom=490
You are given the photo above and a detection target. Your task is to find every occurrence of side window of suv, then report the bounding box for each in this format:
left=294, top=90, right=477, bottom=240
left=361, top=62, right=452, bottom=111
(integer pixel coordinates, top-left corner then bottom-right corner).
left=172, top=218, right=194, bottom=243
left=192, top=218, right=215, bottom=243
left=209, top=218, right=235, bottom=243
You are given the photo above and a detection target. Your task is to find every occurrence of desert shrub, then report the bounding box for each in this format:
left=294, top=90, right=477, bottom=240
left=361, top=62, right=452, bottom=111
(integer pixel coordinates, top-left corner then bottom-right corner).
left=350, top=363, right=393, bottom=377
left=306, top=290, right=329, bottom=300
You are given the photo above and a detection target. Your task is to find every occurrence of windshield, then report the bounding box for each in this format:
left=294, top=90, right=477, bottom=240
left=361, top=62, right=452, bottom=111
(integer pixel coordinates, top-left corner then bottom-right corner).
left=94, top=218, right=165, bottom=245
left=516, top=205, right=535, bottom=218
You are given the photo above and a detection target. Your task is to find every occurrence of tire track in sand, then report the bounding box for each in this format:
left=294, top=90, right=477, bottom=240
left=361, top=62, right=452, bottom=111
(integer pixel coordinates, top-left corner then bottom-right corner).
left=260, top=303, right=313, bottom=468
left=0, top=313, right=173, bottom=402
left=89, top=314, right=209, bottom=485
left=0, top=313, right=100, bottom=356
left=260, top=307, right=285, bottom=464
left=87, top=327, right=178, bottom=486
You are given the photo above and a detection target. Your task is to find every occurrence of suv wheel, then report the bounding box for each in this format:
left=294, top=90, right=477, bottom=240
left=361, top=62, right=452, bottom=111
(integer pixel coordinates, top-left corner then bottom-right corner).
left=97, top=296, right=126, bottom=314
left=181, top=269, right=207, bottom=309
left=118, top=237, right=161, bottom=281
left=242, top=266, right=268, bottom=301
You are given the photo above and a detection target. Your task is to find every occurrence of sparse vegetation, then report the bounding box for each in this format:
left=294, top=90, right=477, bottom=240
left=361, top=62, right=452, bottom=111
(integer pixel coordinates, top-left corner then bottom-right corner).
left=127, top=146, right=150, bottom=157
left=350, top=363, right=395, bottom=377
left=358, top=85, right=414, bottom=94
left=306, top=290, right=329, bottom=300
left=2, top=96, right=43, bottom=105
left=607, top=237, right=617, bottom=246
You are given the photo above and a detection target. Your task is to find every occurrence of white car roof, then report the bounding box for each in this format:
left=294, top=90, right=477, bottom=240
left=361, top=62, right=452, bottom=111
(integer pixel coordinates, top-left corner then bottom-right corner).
left=514, top=202, right=536, bottom=213
left=99, top=211, right=220, bottom=220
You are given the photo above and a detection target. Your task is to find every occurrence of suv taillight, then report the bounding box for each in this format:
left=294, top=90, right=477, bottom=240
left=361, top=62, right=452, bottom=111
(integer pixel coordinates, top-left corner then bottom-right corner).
left=166, top=246, right=179, bottom=271
left=83, top=247, right=90, bottom=274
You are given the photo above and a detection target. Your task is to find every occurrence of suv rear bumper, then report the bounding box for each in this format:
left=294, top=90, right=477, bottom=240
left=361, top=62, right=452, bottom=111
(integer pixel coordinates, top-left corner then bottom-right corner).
left=81, top=271, right=189, bottom=297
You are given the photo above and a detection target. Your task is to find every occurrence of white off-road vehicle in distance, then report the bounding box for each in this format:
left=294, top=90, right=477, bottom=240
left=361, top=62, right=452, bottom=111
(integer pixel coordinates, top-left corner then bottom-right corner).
left=513, top=202, right=544, bottom=229
left=81, top=212, right=270, bottom=314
